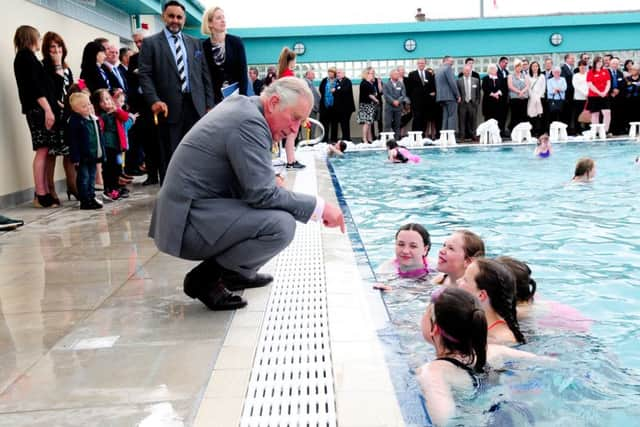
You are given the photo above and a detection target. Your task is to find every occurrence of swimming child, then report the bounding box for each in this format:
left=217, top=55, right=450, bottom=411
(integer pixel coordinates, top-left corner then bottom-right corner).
left=377, top=223, right=431, bottom=279
left=327, top=140, right=347, bottom=157
left=417, top=287, right=541, bottom=426
left=457, top=258, right=526, bottom=345
left=432, top=230, right=485, bottom=287
left=386, top=139, right=420, bottom=163
left=496, top=256, right=592, bottom=332
left=534, top=133, right=552, bottom=158
left=572, top=157, right=596, bottom=182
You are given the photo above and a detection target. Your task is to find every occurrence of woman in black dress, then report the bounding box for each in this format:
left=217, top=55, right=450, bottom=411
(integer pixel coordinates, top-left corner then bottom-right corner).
left=42, top=31, right=77, bottom=201
left=13, top=25, right=59, bottom=207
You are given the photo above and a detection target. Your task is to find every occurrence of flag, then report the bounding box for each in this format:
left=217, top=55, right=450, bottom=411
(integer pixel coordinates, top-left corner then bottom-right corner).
left=493, top=0, right=497, bottom=7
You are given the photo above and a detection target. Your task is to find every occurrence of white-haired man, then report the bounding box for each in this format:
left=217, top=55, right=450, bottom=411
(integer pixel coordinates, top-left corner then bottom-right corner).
left=149, top=77, right=345, bottom=311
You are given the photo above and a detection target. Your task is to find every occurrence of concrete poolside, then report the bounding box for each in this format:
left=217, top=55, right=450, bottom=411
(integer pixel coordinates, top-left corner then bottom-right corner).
left=0, top=152, right=405, bottom=427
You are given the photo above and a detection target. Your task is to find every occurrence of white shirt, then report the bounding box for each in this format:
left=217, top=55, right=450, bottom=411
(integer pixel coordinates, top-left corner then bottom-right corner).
left=572, top=72, right=588, bottom=100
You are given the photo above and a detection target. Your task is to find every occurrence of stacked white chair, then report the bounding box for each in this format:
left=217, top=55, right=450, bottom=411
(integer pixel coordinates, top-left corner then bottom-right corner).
left=510, top=122, right=533, bottom=144
left=628, top=122, right=640, bottom=140
left=549, top=121, right=568, bottom=142
left=407, top=131, right=424, bottom=147
left=476, top=119, right=502, bottom=144
left=438, top=130, right=457, bottom=146
left=379, top=132, right=395, bottom=144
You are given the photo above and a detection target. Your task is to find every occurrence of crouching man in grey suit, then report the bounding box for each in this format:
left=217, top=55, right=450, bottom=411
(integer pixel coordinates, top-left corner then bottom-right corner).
left=149, top=78, right=345, bottom=310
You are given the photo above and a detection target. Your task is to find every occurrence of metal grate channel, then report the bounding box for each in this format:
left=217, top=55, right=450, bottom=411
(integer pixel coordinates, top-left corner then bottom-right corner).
left=240, top=219, right=336, bottom=427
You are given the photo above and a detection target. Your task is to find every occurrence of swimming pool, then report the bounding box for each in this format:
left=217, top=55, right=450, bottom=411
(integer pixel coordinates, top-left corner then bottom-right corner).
left=329, top=141, right=640, bottom=426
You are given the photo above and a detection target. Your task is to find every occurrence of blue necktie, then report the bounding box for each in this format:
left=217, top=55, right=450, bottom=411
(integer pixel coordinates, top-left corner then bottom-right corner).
left=99, top=66, right=111, bottom=90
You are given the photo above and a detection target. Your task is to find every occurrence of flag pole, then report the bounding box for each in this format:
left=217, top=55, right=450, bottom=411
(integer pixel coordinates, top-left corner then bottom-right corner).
left=480, top=0, right=484, bottom=18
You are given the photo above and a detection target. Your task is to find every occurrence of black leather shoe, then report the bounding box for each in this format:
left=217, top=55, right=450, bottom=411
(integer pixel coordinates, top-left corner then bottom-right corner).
left=222, top=271, right=273, bottom=291
left=185, top=278, right=247, bottom=310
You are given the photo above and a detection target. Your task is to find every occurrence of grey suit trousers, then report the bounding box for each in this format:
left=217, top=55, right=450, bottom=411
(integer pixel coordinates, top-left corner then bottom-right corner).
left=384, top=106, right=402, bottom=140
left=458, top=101, right=478, bottom=139
left=179, top=199, right=296, bottom=278
left=441, top=101, right=458, bottom=132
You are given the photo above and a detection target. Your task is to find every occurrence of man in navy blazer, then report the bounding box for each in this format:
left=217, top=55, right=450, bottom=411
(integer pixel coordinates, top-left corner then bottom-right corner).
left=138, top=1, right=214, bottom=184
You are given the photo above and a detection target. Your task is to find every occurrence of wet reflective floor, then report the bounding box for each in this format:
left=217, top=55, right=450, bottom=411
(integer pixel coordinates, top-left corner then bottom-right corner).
left=0, top=187, right=233, bottom=426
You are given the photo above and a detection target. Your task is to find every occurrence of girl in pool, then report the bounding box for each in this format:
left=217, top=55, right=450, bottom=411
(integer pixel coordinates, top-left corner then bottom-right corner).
left=533, top=133, right=552, bottom=158
left=418, top=287, right=539, bottom=426
left=496, top=256, right=592, bottom=332
left=433, top=230, right=485, bottom=287
left=386, top=139, right=421, bottom=163
left=457, top=258, right=526, bottom=345
left=572, top=157, right=596, bottom=182
left=377, top=223, right=431, bottom=282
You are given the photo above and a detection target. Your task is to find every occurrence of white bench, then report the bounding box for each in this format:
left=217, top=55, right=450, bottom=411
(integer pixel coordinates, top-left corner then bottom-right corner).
left=590, top=123, right=606, bottom=140
left=379, top=132, right=396, bottom=144
left=476, top=119, right=502, bottom=144
left=549, top=121, right=568, bottom=142
left=629, top=122, right=640, bottom=139
left=439, top=130, right=456, bottom=146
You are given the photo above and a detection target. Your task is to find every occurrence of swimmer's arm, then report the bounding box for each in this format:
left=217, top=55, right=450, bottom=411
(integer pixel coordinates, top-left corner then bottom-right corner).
left=418, top=362, right=456, bottom=427
left=488, top=344, right=555, bottom=365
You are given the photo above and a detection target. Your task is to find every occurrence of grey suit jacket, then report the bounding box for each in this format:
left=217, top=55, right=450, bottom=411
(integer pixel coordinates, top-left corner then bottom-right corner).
left=456, top=76, right=481, bottom=104
left=382, top=79, right=409, bottom=111
left=149, top=96, right=317, bottom=257
left=138, top=30, right=214, bottom=124
left=435, top=63, right=460, bottom=102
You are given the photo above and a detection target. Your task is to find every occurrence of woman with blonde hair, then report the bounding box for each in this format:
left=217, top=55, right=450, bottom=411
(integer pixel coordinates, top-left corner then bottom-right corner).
left=572, top=157, right=596, bottom=182
left=202, top=6, right=248, bottom=105
left=357, top=66, right=380, bottom=144
left=13, top=25, right=59, bottom=208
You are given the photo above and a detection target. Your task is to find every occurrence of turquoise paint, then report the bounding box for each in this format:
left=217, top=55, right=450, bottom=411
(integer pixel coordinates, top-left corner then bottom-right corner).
left=103, top=0, right=205, bottom=27
left=226, top=12, right=640, bottom=63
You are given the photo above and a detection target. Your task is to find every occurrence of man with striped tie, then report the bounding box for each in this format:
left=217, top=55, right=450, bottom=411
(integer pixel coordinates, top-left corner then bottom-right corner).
left=139, top=0, right=214, bottom=184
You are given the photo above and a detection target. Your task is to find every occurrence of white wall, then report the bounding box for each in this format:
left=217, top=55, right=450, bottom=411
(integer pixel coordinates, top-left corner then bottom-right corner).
left=0, top=0, right=121, bottom=199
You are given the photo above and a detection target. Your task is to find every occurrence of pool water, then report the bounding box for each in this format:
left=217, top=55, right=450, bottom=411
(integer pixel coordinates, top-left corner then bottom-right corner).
left=329, top=141, right=640, bottom=426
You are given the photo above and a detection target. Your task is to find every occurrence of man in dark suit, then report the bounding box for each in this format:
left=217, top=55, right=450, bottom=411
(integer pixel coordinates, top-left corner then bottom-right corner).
left=456, top=64, right=481, bottom=141
left=457, top=57, right=480, bottom=80
left=496, top=56, right=510, bottom=136
left=249, top=66, right=264, bottom=96
left=118, top=47, right=131, bottom=91
left=149, top=78, right=345, bottom=310
left=127, top=30, right=157, bottom=181
left=608, top=57, right=626, bottom=135
left=138, top=0, right=214, bottom=184
left=407, top=58, right=429, bottom=136
left=561, top=53, right=576, bottom=134
left=333, top=69, right=356, bottom=141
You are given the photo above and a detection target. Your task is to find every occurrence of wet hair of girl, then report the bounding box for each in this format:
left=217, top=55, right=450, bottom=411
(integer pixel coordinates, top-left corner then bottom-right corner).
left=495, top=256, right=537, bottom=303
left=574, top=157, right=595, bottom=178
left=396, top=223, right=431, bottom=249
left=458, top=229, right=486, bottom=260
left=474, top=259, right=526, bottom=344
left=386, top=139, right=399, bottom=150
left=432, top=287, right=487, bottom=372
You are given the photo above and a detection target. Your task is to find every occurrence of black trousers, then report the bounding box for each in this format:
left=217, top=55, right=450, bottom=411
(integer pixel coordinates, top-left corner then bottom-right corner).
left=157, top=94, right=200, bottom=184
left=337, top=112, right=352, bottom=141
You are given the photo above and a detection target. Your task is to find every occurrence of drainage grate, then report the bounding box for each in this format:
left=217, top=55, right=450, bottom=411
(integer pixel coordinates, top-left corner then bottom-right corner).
left=240, top=221, right=337, bottom=427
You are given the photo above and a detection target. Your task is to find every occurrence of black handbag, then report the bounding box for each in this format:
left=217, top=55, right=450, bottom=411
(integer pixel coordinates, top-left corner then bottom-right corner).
left=548, top=93, right=564, bottom=113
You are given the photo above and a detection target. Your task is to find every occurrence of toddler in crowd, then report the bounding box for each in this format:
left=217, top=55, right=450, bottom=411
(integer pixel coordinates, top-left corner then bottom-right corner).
left=67, top=92, right=104, bottom=210
left=92, top=88, right=136, bottom=200
left=111, top=89, right=138, bottom=185
left=386, top=139, right=421, bottom=163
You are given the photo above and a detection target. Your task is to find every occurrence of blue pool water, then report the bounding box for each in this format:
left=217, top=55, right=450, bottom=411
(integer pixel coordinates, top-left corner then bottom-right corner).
left=329, top=141, right=640, bottom=426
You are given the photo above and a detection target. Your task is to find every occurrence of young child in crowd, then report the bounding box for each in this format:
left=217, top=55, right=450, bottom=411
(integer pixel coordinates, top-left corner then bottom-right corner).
left=417, top=287, right=540, bottom=426
left=67, top=92, right=104, bottom=210
left=111, top=89, right=138, bottom=186
left=572, top=157, right=596, bottom=182
left=386, top=139, right=421, bottom=163
left=92, top=88, right=136, bottom=200
left=433, top=230, right=485, bottom=287
left=457, top=258, right=526, bottom=345
left=534, top=133, right=552, bottom=158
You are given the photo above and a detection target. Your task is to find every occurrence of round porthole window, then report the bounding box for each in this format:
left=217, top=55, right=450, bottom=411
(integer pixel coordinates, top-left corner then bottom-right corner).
left=404, top=39, right=417, bottom=53
left=549, top=33, right=563, bottom=47
left=293, top=42, right=306, bottom=55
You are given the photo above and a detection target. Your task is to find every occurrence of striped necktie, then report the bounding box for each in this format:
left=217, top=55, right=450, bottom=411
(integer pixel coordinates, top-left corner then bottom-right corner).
left=172, top=34, right=187, bottom=92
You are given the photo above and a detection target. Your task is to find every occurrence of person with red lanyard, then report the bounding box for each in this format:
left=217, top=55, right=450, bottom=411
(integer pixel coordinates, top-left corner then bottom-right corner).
left=276, top=47, right=305, bottom=169
left=586, top=55, right=611, bottom=135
